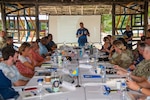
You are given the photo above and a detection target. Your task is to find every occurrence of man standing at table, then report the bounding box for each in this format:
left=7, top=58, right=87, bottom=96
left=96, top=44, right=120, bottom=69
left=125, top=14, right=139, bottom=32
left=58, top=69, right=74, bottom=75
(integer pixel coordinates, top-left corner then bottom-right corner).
left=76, top=22, right=90, bottom=46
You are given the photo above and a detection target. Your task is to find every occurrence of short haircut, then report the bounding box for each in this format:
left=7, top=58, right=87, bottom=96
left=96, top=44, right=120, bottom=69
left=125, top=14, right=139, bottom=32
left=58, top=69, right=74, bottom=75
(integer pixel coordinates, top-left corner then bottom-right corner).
left=36, top=38, right=40, bottom=43
left=103, top=37, right=109, bottom=42
left=113, top=40, right=126, bottom=50
left=2, top=46, right=15, bottom=60
left=139, top=43, right=146, bottom=49
left=19, top=42, right=31, bottom=54
left=6, top=36, right=13, bottom=41
left=40, top=37, right=47, bottom=44
left=107, top=35, right=112, bottom=38
left=47, top=34, right=52, bottom=37
left=80, top=22, right=83, bottom=24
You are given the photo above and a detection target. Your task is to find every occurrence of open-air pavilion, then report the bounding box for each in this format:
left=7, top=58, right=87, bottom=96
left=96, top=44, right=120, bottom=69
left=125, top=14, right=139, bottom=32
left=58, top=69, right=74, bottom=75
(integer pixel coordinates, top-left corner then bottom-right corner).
left=0, top=0, right=149, bottom=44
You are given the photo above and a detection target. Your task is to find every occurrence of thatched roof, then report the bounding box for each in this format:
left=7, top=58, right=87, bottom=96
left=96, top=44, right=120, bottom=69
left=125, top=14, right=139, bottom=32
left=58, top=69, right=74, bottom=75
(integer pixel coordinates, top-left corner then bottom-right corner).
left=1, top=0, right=148, bottom=15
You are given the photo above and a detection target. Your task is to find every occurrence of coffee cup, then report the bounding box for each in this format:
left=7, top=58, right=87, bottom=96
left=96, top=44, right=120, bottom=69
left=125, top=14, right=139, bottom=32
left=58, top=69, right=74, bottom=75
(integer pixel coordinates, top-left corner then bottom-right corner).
left=45, top=76, right=51, bottom=83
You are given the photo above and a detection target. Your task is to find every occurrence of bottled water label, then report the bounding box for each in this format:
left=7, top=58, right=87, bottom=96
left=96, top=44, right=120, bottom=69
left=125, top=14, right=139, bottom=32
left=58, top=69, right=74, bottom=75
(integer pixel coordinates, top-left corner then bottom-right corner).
left=52, top=79, right=60, bottom=92
left=116, top=81, right=121, bottom=90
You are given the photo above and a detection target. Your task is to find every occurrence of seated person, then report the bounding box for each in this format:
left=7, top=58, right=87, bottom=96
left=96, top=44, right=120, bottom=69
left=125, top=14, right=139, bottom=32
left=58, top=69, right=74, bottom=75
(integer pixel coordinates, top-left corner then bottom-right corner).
left=15, top=51, right=34, bottom=78
left=50, top=43, right=57, bottom=54
left=129, top=43, right=145, bottom=71
left=38, top=37, right=50, bottom=57
left=101, top=36, right=111, bottom=55
left=0, top=69, right=19, bottom=99
left=6, top=36, right=19, bottom=51
left=0, top=46, right=28, bottom=86
left=29, top=42, right=50, bottom=66
left=108, top=36, right=116, bottom=59
left=114, top=44, right=150, bottom=83
left=18, top=42, right=35, bottom=71
left=110, top=40, right=134, bottom=69
left=46, top=34, right=56, bottom=51
left=118, top=38, right=128, bottom=49
left=126, top=80, right=150, bottom=96
left=107, top=35, right=112, bottom=42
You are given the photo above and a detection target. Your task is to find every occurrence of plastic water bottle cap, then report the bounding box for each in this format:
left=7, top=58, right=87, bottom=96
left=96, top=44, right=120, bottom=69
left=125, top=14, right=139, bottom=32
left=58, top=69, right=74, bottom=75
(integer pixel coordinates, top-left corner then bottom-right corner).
left=37, top=79, right=43, bottom=83
left=121, top=82, right=127, bottom=87
left=99, top=65, right=104, bottom=69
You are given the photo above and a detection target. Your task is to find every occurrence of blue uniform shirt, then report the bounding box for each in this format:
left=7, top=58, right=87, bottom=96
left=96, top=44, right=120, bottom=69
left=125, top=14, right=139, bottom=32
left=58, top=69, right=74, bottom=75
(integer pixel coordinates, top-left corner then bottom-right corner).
left=76, top=28, right=90, bottom=46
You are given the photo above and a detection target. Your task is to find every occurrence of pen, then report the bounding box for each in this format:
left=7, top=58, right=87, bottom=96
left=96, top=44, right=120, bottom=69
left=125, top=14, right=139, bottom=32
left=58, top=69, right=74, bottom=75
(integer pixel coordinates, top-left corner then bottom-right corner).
left=110, top=89, right=118, bottom=91
left=24, top=87, right=37, bottom=91
left=31, top=91, right=37, bottom=95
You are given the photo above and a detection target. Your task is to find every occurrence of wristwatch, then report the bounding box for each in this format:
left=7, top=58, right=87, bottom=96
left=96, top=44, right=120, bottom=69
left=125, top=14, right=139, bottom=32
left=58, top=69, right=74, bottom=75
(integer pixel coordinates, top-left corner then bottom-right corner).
left=137, top=87, right=143, bottom=93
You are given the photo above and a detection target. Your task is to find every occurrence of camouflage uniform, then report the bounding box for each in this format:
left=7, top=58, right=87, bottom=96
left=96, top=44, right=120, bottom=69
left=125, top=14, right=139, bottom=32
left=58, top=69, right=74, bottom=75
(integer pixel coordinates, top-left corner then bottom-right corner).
left=132, top=59, right=150, bottom=78
left=0, top=37, right=6, bottom=50
left=110, top=49, right=134, bottom=69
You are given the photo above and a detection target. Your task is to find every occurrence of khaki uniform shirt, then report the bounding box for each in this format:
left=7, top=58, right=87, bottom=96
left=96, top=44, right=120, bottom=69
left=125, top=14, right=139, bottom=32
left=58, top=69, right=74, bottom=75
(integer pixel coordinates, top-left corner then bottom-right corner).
left=132, top=59, right=150, bottom=78
left=110, top=49, right=134, bottom=69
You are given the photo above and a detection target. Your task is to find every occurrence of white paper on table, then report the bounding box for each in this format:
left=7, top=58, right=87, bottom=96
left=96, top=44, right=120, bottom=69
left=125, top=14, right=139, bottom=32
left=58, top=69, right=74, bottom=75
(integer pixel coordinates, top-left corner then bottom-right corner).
left=93, top=43, right=102, bottom=49
left=79, top=59, right=90, bottom=64
left=61, top=81, right=76, bottom=91
left=34, top=67, right=45, bottom=72
left=61, top=68, right=70, bottom=74
left=79, top=64, right=93, bottom=69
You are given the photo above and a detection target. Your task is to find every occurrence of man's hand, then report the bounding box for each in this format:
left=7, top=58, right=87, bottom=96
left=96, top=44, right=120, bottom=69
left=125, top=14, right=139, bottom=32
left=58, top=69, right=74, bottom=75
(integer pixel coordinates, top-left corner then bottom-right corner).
left=129, top=64, right=136, bottom=70
left=113, top=65, right=121, bottom=70
left=126, top=79, right=139, bottom=91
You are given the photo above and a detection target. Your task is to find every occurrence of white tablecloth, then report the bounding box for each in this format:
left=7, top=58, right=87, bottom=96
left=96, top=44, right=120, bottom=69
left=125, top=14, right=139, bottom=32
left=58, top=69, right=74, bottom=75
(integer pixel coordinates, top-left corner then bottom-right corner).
left=18, top=61, right=135, bottom=100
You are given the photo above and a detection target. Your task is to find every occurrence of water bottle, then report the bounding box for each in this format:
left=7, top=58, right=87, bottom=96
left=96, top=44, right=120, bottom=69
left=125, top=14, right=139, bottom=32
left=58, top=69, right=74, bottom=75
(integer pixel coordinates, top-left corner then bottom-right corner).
left=80, top=47, right=84, bottom=58
left=52, top=71, right=60, bottom=92
left=63, top=57, right=68, bottom=68
left=58, top=53, right=62, bottom=67
left=90, top=44, right=93, bottom=55
left=37, top=79, right=43, bottom=99
left=100, top=65, right=106, bottom=83
left=53, top=52, right=58, bottom=64
left=94, top=48, right=98, bottom=61
left=121, top=80, right=127, bottom=100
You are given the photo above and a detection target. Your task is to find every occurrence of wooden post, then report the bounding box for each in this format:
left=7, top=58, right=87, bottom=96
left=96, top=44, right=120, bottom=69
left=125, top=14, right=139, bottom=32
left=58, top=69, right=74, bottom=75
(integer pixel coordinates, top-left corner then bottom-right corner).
left=1, top=2, right=6, bottom=33
left=112, top=3, right=115, bottom=35
left=35, top=3, right=39, bottom=39
left=17, top=16, right=20, bottom=42
left=144, top=0, right=148, bottom=36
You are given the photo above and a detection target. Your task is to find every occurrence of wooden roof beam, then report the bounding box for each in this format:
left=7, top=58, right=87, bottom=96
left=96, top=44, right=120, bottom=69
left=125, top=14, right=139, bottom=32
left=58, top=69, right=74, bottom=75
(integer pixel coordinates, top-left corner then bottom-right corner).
left=94, top=5, right=97, bottom=15
left=81, top=6, right=83, bottom=15
left=6, top=5, right=34, bottom=15
left=117, top=3, right=144, bottom=13
left=54, top=7, right=58, bottom=14
left=68, top=6, right=71, bottom=15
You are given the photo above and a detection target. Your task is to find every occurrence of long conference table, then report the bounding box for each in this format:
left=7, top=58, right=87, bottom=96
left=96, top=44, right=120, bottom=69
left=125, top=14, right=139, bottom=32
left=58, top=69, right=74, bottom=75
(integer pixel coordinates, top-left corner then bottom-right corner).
left=17, top=49, right=141, bottom=100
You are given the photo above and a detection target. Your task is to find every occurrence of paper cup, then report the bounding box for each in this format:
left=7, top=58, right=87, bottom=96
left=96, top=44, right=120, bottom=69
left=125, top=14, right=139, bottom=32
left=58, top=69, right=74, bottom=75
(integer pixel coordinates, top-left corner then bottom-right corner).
left=45, top=76, right=51, bottom=83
